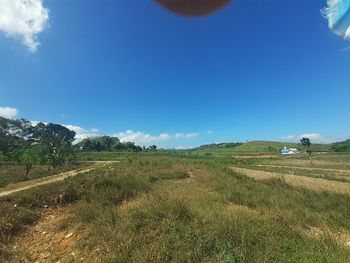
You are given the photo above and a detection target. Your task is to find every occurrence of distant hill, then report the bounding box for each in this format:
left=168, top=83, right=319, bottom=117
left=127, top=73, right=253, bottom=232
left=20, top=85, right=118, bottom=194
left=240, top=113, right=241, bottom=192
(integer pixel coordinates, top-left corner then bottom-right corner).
left=195, top=142, right=242, bottom=150
left=333, top=139, right=350, bottom=145
left=231, top=141, right=297, bottom=154
left=235, top=141, right=331, bottom=153
left=195, top=140, right=331, bottom=154
left=331, top=139, right=350, bottom=152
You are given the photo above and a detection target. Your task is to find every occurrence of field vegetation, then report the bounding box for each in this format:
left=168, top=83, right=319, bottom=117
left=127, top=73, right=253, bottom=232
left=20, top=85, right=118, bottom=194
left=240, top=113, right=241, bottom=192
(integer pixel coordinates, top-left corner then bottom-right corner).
left=1, top=150, right=350, bottom=262
left=0, top=162, right=90, bottom=188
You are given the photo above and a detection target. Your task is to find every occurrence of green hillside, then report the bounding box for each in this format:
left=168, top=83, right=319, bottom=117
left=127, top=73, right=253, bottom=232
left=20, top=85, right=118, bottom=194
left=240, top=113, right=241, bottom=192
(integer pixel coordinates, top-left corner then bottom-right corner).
left=331, top=139, right=350, bottom=152
left=194, top=141, right=331, bottom=155
left=232, top=141, right=330, bottom=154
left=231, top=141, right=295, bottom=154
left=334, top=139, right=350, bottom=145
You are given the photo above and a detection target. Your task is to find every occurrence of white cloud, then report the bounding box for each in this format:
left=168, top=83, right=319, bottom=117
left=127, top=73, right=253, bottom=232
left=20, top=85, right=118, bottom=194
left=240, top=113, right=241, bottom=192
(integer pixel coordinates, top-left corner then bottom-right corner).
left=281, top=133, right=348, bottom=144
left=114, top=130, right=171, bottom=146
left=0, top=0, right=49, bottom=52
left=0, top=106, right=18, bottom=119
left=175, top=133, right=199, bottom=139
left=62, top=125, right=100, bottom=143
left=113, top=130, right=200, bottom=146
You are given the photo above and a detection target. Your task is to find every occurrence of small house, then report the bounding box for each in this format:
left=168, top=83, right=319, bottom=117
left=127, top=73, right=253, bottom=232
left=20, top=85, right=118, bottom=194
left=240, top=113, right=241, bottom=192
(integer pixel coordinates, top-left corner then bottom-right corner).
left=281, top=146, right=299, bottom=155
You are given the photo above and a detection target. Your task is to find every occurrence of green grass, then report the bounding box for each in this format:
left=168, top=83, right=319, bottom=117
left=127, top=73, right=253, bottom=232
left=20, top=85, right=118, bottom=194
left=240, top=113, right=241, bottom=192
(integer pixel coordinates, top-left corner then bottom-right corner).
left=1, top=153, right=350, bottom=262
left=0, top=162, right=90, bottom=188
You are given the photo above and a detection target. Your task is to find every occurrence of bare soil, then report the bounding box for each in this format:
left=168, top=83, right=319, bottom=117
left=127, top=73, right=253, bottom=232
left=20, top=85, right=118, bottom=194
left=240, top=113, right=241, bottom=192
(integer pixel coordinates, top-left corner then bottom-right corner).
left=9, top=207, right=101, bottom=263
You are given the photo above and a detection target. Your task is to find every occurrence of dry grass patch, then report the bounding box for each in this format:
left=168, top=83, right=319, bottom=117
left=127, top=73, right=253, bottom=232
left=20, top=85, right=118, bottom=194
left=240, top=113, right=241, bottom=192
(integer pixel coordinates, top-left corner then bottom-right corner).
left=270, top=159, right=350, bottom=170
left=256, top=164, right=350, bottom=175
left=226, top=203, right=260, bottom=217
left=232, top=167, right=350, bottom=196
left=118, top=194, right=147, bottom=213
left=302, top=226, right=350, bottom=248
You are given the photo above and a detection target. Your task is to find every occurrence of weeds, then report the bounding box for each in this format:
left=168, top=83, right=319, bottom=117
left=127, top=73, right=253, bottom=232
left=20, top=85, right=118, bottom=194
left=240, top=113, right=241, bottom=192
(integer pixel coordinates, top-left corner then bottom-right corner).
left=1, top=153, right=350, bottom=262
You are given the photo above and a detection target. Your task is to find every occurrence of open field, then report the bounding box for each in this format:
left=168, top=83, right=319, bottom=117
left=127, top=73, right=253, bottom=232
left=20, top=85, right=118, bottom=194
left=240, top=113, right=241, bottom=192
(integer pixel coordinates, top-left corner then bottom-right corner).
left=1, top=152, right=350, bottom=262
left=0, top=163, right=92, bottom=189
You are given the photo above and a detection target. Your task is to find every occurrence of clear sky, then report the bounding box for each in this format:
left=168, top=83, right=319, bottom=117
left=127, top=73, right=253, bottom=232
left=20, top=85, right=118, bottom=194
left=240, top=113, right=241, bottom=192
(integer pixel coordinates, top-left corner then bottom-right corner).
left=0, top=0, right=349, bottom=148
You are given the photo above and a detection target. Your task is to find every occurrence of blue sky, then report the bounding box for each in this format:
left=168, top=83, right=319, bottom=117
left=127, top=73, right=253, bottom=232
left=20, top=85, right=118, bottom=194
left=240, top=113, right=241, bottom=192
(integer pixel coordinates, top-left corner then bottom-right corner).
left=0, top=0, right=350, bottom=148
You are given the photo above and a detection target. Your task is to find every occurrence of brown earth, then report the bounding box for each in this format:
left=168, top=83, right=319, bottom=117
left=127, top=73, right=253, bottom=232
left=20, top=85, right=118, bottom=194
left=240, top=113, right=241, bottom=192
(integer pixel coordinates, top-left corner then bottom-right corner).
left=9, top=207, right=102, bottom=263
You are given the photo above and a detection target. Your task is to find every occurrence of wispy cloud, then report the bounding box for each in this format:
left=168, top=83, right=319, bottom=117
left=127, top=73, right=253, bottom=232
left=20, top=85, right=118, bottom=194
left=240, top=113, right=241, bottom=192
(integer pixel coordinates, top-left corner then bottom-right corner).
left=0, top=0, right=49, bottom=52
left=114, top=130, right=171, bottom=145
left=113, top=130, right=200, bottom=146
left=175, top=133, right=199, bottom=139
left=0, top=106, right=18, bottom=119
left=281, top=133, right=348, bottom=144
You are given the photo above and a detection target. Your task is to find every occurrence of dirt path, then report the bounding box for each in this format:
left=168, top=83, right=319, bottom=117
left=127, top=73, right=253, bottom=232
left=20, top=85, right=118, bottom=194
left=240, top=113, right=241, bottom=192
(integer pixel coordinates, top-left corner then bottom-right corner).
left=10, top=207, right=101, bottom=263
left=232, top=167, right=350, bottom=196
left=0, top=162, right=115, bottom=198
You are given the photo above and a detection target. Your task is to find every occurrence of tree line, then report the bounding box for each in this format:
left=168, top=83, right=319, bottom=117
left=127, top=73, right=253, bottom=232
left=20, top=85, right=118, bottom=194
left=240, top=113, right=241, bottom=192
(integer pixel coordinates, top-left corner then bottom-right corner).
left=0, top=117, right=157, bottom=176
left=0, top=117, right=77, bottom=176
left=77, top=136, right=158, bottom=152
left=330, top=139, right=350, bottom=152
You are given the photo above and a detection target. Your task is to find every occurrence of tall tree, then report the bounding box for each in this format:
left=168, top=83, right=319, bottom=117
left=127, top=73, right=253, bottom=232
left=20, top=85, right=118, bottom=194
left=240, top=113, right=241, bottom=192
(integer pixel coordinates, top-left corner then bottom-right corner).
left=33, top=123, right=76, bottom=167
left=300, top=137, right=312, bottom=160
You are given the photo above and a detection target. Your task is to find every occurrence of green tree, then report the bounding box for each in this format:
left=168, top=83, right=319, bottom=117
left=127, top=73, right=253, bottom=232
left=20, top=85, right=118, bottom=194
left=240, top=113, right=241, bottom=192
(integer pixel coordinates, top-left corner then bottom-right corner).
left=148, top=145, right=157, bottom=151
left=0, top=117, right=34, bottom=156
left=20, top=147, right=38, bottom=177
left=17, top=144, right=48, bottom=176
left=300, top=137, right=312, bottom=159
left=78, top=136, right=144, bottom=152
left=33, top=123, right=76, bottom=168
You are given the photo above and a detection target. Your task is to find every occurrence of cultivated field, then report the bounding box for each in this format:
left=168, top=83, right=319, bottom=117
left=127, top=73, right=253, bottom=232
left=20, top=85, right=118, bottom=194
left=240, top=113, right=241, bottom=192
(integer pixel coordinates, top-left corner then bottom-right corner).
left=1, top=152, right=350, bottom=262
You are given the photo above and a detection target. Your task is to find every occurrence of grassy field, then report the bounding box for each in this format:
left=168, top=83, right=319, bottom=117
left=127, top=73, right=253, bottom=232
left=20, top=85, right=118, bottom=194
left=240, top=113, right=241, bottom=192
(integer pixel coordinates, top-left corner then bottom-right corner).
left=0, top=162, right=91, bottom=188
left=1, top=151, right=350, bottom=262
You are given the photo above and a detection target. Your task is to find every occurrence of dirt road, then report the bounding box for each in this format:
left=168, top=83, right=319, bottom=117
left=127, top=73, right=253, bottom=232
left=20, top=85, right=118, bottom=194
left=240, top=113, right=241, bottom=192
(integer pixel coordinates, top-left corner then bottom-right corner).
left=0, top=162, right=116, bottom=198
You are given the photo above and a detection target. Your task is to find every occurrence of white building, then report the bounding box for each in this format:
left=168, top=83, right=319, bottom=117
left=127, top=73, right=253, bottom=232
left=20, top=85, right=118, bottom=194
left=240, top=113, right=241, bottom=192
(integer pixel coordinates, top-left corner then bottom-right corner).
left=281, top=146, right=299, bottom=155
